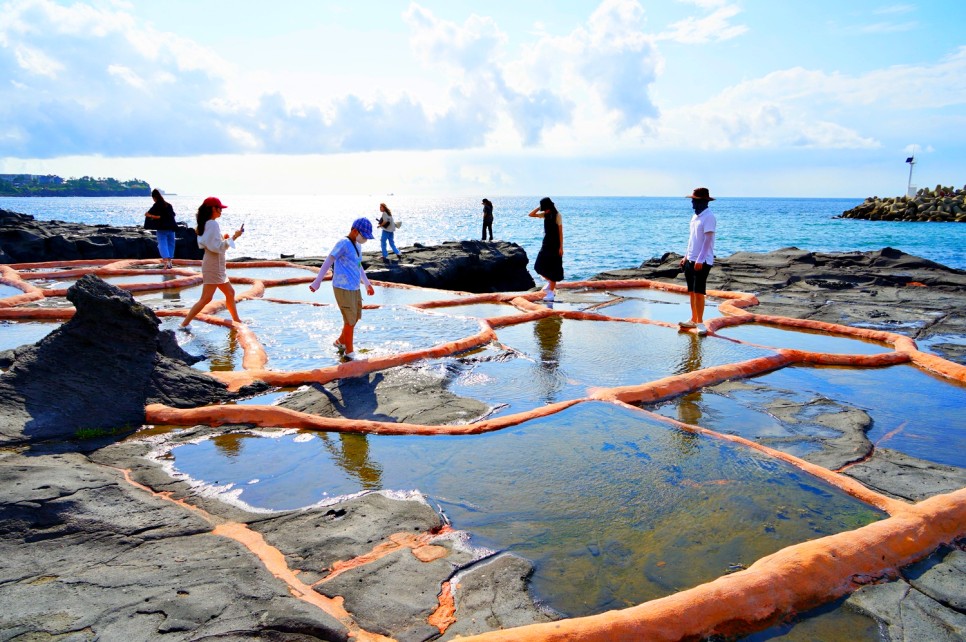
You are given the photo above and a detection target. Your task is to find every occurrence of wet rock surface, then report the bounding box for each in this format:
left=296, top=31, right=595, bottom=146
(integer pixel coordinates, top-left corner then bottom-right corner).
left=600, top=246, right=966, bottom=363
left=0, top=207, right=203, bottom=262
left=278, top=367, right=489, bottom=425
left=0, top=451, right=350, bottom=641
left=847, top=544, right=966, bottom=641
left=0, top=275, right=232, bottom=446
left=283, top=240, right=535, bottom=294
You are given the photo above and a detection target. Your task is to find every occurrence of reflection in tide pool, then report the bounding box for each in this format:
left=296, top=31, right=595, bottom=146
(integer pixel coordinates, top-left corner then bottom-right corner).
left=444, top=319, right=774, bottom=417
left=715, top=323, right=892, bottom=355
left=161, top=317, right=240, bottom=371
left=0, top=320, right=60, bottom=352
left=171, top=402, right=884, bottom=617
left=234, top=299, right=481, bottom=369
left=592, top=288, right=722, bottom=324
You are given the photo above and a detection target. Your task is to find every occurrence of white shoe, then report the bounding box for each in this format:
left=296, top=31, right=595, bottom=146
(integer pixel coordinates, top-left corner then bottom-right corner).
left=678, top=320, right=696, bottom=329
left=544, top=290, right=555, bottom=301
left=696, top=323, right=708, bottom=336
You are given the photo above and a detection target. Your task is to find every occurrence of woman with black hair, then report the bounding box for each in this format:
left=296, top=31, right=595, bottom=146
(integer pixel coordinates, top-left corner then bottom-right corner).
left=528, top=196, right=564, bottom=301
left=180, top=196, right=244, bottom=328
left=144, top=188, right=178, bottom=269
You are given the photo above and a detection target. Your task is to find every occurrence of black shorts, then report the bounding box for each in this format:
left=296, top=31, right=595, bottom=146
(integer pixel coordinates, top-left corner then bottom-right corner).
left=683, top=261, right=712, bottom=295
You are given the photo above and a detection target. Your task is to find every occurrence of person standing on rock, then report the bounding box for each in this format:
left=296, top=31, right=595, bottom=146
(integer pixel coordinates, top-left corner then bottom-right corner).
left=144, top=189, right=178, bottom=270
left=678, top=187, right=717, bottom=336
left=309, top=218, right=376, bottom=360
left=482, top=198, right=494, bottom=241
left=180, top=197, right=244, bottom=328
left=377, top=203, right=402, bottom=261
left=528, top=197, right=564, bottom=302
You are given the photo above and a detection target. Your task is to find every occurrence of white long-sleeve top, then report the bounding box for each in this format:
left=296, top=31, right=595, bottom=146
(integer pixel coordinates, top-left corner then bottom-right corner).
left=197, top=219, right=235, bottom=254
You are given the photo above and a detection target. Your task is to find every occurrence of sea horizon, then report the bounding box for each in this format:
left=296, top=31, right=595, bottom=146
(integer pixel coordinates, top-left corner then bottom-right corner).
left=2, top=194, right=963, bottom=279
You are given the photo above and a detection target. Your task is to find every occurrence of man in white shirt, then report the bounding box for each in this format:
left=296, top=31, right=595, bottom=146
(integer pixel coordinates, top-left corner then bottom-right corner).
left=678, top=187, right=717, bottom=336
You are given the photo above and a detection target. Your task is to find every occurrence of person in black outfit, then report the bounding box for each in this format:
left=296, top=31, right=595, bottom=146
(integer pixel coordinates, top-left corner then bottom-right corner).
left=144, top=189, right=178, bottom=269
left=528, top=197, right=564, bottom=301
left=481, top=198, right=494, bottom=241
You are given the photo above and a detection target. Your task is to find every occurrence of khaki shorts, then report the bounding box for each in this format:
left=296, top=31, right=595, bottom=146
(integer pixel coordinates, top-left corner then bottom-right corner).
left=334, top=287, right=362, bottom=326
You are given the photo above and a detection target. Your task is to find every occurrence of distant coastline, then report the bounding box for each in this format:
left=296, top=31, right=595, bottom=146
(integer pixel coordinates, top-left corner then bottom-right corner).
left=0, top=173, right=150, bottom=197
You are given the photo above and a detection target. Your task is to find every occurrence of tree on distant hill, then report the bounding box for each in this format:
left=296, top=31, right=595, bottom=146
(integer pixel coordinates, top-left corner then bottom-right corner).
left=0, top=174, right=150, bottom=197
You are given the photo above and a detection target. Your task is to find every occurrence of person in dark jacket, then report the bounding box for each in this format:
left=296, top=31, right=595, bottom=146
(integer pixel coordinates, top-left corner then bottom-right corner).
left=144, top=189, right=178, bottom=269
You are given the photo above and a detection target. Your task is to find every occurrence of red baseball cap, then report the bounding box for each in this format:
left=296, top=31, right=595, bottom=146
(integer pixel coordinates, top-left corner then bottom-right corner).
left=202, top=196, right=228, bottom=209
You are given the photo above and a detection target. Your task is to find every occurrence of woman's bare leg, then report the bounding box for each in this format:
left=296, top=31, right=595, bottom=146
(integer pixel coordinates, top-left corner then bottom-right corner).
left=181, top=284, right=218, bottom=326
left=218, top=283, right=241, bottom=323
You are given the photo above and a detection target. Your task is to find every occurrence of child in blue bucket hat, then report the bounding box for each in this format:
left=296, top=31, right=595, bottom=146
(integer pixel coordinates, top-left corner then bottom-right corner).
left=309, top=217, right=375, bottom=360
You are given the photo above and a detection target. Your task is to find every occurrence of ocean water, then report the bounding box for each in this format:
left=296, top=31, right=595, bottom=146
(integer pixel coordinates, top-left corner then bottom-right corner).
left=2, top=195, right=963, bottom=280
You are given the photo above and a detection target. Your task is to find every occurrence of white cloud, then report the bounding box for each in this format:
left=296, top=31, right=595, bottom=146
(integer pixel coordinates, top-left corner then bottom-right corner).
left=658, top=2, right=748, bottom=44
left=13, top=43, right=61, bottom=76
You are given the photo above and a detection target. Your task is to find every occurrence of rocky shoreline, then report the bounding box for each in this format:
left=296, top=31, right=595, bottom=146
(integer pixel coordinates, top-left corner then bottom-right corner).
left=838, top=184, right=966, bottom=222
left=1, top=217, right=964, bottom=639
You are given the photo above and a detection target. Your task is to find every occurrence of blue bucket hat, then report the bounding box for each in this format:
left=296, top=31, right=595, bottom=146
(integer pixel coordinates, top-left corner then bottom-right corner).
left=351, top=217, right=374, bottom=239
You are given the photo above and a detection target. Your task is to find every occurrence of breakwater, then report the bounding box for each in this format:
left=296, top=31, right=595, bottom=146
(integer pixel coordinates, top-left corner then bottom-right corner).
left=839, top=184, right=966, bottom=222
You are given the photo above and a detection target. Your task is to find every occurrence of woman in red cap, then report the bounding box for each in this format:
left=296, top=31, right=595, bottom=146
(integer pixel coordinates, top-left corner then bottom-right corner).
left=180, top=196, right=244, bottom=328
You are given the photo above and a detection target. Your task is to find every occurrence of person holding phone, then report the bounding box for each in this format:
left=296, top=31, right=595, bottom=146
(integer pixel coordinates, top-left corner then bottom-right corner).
left=180, top=197, right=244, bottom=328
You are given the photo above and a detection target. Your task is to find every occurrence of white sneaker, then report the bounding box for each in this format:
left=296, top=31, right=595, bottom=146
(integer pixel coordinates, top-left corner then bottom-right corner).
left=696, top=323, right=708, bottom=336
left=678, top=320, right=696, bottom=329
left=544, top=290, right=555, bottom=301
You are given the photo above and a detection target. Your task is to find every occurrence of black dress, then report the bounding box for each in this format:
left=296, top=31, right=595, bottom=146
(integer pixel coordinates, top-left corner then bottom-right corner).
left=534, top=210, right=563, bottom=282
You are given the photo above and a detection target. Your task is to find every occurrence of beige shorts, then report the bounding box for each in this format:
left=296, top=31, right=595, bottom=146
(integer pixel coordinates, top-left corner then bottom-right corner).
left=334, top=287, right=362, bottom=326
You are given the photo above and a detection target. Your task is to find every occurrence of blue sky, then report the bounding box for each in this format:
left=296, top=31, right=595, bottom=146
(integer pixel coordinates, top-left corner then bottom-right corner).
left=1, top=0, right=964, bottom=196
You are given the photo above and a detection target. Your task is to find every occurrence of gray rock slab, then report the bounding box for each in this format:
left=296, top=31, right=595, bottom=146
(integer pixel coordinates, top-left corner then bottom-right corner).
left=844, top=448, right=966, bottom=502
left=315, top=539, right=476, bottom=641
left=0, top=451, right=348, bottom=641
left=279, top=367, right=490, bottom=426
left=904, top=547, right=966, bottom=613
left=848, top=576, right=966, bottom=642
left=252, top=491, right=446, bottom=585
left=441, top=553, right=557, bottom=640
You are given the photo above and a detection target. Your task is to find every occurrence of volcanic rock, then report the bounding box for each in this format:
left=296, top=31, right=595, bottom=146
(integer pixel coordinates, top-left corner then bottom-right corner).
left=0, top=207, right=202, bottom=263
left=285, top=240, right=535, bottom=293
left=0, top=274, right=232, bottom=446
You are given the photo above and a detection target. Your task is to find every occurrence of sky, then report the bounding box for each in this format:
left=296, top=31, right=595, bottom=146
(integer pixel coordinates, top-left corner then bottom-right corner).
left=1, top=0, right=964, bottom=197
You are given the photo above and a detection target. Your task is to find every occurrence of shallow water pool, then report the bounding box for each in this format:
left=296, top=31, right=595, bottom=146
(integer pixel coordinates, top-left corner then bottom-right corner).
left=262, top=282, right=465, bottom=306
left=234, top=298, right=482, bottom=369
left=591, top=288, right=722, bottom=324
left=161, top=317, right=241, bottom=371
left=443, top=318, right=774, bottom=416
left=0, top=320, right=60, bottom=351
left=170, top=401, right=885, bottom=617
left=225, top=266, right=317, bottom=281
left=0, top=283, right=24, bottom=299
left=715, top=323, right=893, bottom=355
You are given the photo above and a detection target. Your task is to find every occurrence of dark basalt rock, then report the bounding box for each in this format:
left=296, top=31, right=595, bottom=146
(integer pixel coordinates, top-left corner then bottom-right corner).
left=0, top=207, right=202, bottom=263
left=0, top=274, right=232, bottom=446
left=285, top=240, right=535, bottom=293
